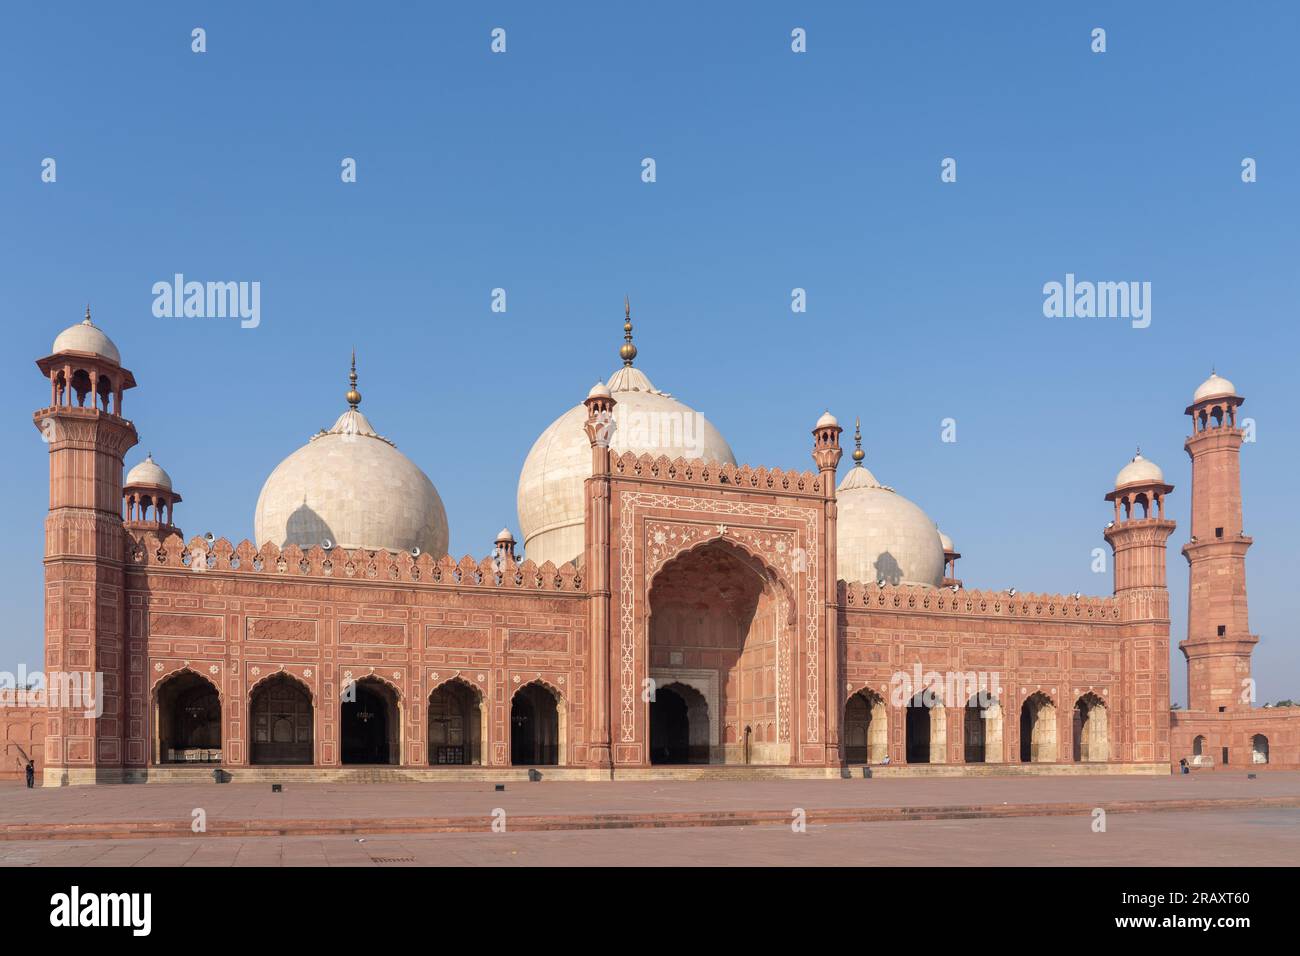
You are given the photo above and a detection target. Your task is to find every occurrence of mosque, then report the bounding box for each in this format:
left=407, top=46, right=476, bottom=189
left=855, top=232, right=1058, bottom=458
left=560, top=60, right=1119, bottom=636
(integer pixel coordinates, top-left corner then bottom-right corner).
left=7, top=304, right=1296, bottom=784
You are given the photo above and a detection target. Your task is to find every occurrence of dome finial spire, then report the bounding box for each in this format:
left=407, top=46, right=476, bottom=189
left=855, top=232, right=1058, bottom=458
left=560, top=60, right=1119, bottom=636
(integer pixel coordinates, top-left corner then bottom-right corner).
left=619, top=296, right=637, bottom=367
left=852, top=417, right=865, bottom=465
left=84, top=304, right=92, bottom=326
left=345, top=348, right=362, bottom=409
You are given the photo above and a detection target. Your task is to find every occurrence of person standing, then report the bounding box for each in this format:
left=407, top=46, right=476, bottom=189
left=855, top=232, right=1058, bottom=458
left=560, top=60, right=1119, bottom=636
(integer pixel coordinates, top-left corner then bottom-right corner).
left=24, top=760, right=34, bottom=788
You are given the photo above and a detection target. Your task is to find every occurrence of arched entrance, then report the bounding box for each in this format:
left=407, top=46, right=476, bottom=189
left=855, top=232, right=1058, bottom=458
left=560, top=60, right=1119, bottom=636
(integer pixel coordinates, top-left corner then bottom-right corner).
left=249, top=674, right=314, bottom=765
left=1073, top=693, right=1109, bottom=762
left=964, top=694, right=1002, bottom=763
left=1252, top=734, right=1269, bottom=764
left=511, top=681, right=563, bottom=766
left=342, top=677, right=400, bottom=765
left=650, top=682, right=709, bottom=764
left=428, top=680, right=483, bottom=765
left=905, top=691, right=946, bottom=763
left=844, top=689, right=888, bottom=764
left=1019, top=692, right=1058, bottom=763
left=155, top=671, right=221, bottom=763
left=647, top=539, right=791, bottom=765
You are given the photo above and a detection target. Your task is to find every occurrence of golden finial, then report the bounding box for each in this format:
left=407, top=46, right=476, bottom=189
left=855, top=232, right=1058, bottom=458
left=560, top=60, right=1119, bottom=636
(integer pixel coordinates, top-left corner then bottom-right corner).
left=345, top=348, right=362, bottom=409
left=852, top=417, right=865, bottom=465
left=619, top=296, right=637, bottom=367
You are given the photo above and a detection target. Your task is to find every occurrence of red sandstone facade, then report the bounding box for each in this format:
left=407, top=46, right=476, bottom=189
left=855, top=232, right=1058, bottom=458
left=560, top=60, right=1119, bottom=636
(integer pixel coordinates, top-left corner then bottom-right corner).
left=12, top=326, right=1298, bottom=784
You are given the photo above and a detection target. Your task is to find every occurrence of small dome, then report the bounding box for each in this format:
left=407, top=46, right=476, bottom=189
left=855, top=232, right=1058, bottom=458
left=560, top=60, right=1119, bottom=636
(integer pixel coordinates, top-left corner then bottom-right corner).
left=1193, top=372, right=1236, bottom=403
left=1115, top=452, right=1164, bottom=489
left=495, top=527, right=515, bottom=543
left=587, top=381, right=611, bottom=400
left=255, top=388, right=449, bottom=556
left=816, top=410, right=839, bottom=429
left=836, top=464, right=945, bottom=587
left=937, top=529, right=955, bottom=553
left=126, top=454, right=172, bottom=490
left=51, top=309, right=120, bottom=365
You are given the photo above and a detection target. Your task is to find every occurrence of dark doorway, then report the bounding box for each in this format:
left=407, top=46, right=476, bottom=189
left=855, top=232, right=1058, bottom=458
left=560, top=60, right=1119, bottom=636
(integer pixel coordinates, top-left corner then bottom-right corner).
left=905, top=694, right=931, bottom=763
left=511, top=683, right=560, bottom=765
left=342, top=678, right=399, bottom=765
left=650, top=686, right=690, bottom=764
left=250, top=674, right=313, bottom=765
left=157, top=671, right=221, bottom=763
left=964, top=699, right=986, bottom=763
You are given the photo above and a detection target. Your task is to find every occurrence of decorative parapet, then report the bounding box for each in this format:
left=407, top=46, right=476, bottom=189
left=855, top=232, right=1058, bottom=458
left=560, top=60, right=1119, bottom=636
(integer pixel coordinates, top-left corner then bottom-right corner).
left=125, top=533, right=586, bottom=593
left=611, top=451, right=823, bottom=497
left=839, top=581, right=1121, bottom=622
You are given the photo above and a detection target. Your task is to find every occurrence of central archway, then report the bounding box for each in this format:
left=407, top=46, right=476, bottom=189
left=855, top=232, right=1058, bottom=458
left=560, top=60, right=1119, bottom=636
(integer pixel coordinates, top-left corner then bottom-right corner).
left=647, top=538, right=791, bottom=765
left=341, top=677, right=400, bottom=765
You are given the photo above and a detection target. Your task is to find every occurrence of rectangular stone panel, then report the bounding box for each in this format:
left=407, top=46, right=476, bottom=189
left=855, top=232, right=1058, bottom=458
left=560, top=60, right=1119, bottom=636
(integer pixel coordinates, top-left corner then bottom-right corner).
left=506, top=630, right=569, bottom=653
left=339, top=621, right=407, bottom=646
left=425, top=626, right=491, bottom=650
left=247, top=617, right=318, bottom=643
left=148, top=612, right=223, bottom=640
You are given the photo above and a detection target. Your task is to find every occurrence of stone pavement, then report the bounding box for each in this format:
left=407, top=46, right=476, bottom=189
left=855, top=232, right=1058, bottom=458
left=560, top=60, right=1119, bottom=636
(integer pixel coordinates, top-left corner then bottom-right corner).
left=0, top=808, right=1294, bottom=866
left=4, top=770, right=1297, bottom=827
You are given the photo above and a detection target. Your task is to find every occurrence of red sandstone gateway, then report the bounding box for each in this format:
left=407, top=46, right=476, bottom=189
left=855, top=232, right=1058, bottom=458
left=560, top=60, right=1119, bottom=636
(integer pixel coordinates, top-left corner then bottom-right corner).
left=10, top=307, right=1295, bottom=785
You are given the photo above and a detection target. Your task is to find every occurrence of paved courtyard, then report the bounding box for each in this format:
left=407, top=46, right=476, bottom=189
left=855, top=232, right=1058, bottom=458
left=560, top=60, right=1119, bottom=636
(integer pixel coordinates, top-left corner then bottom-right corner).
left=1, top=772, right=1296, bottom=865
left=3, top=771, right=1297, bottom=826
left=0, top=808, right=1294, bottom=866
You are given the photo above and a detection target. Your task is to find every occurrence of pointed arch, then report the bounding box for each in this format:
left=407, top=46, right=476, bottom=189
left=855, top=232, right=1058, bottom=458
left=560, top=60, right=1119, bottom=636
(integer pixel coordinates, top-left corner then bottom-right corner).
left=1073, top=692, right=1109, bottom=762
left=153, top=668, right=222, bottom=764
left=249, top=671, right=314, bottom=765
left=844, top=687, right=888, bottom=764
left=428, top=676, right=484, bottom=766
left=510, top=679, right=567, bottom=766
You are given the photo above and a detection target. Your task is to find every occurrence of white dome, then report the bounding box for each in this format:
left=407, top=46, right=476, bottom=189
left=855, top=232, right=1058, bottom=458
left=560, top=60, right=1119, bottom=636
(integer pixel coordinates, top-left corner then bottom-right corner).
left=518, top=363, right=736, bottom=566
left=126, top=454, right=172, bottom=490
left=255, top=406, right=448, bottom=556
left=1193, top=372, right=1236, bottom=403
left=1115, top=452, right=1164, bottom=489
left=816, top=410, right=839, bottom=429
left=836, top=464, right=945, bottom=587
left=52, top=311, right=120, bottom=365
left=937, top=529, right=955, bottom=553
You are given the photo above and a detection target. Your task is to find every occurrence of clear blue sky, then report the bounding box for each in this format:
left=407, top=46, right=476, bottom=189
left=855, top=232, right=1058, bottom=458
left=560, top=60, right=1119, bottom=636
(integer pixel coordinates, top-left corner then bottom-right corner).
left=1, top=2, right=1296, bottom=703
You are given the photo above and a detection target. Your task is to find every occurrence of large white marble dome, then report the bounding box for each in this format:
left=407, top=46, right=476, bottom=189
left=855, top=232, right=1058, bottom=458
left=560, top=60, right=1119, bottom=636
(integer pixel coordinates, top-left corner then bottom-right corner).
left=517, top=322, right=736, bottom=566
left=835, top=453, right=945, bottom=588
left=254, top=369, right=449, bottom=557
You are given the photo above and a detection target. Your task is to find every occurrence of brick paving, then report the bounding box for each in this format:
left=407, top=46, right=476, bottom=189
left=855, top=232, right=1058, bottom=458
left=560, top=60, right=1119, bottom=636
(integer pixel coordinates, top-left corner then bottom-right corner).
left=0, top=808, right=1293, bottom=866
left=3, top=770, right=1296, bottom=828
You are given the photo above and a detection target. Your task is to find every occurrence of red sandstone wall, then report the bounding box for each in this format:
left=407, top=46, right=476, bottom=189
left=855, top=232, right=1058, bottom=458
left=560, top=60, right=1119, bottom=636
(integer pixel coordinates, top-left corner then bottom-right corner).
left=1, top=707, right=45, bottom=780
left=1171, top=706, right=1300, bottom=770
left=839, top=583, right=1168, bottom=765
left=123, top=535, right=589, bottom=769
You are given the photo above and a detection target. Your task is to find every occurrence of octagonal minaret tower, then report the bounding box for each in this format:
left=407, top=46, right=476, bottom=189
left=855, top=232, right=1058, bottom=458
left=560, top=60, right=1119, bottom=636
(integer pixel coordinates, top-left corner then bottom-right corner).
left=1180, top=372, right=1257, bottom=714
left=34, top=308, right=139, bottom=785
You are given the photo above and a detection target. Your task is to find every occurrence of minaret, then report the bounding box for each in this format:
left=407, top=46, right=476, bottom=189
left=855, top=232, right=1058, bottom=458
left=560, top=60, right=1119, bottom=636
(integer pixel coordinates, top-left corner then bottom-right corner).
left=584, top=378, right=617, bottom=772
left=34, top=308, right=139, bottom=785
left=1104, top=449, right=1176, bottom=764
left=1104, top=450, right=1177, bottom=611
left=811, top=410, right=843, bottom=763
left=1180, top=372, right=1257, bottom=713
